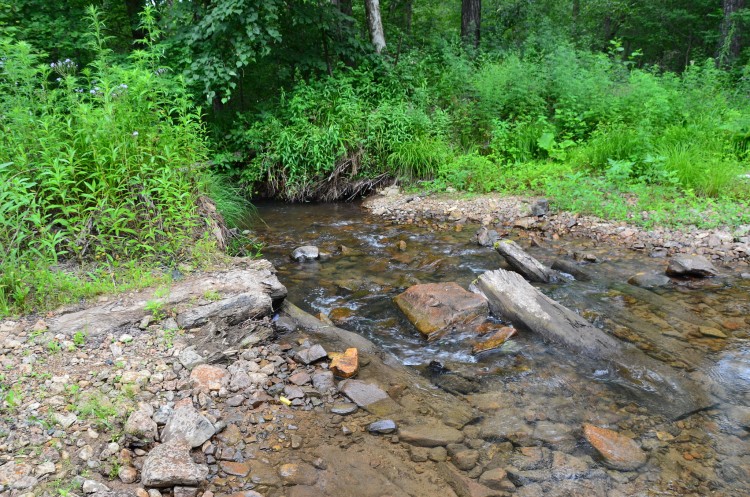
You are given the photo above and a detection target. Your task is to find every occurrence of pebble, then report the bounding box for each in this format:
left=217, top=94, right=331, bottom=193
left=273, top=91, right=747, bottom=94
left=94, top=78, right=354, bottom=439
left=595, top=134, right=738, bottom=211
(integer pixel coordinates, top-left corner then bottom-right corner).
left=368, top=420, right=397, bottom=434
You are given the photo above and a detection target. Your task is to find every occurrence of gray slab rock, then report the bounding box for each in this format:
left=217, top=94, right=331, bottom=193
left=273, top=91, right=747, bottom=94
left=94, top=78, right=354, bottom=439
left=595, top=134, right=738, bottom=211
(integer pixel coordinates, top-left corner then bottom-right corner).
left=471, top=269, right=712, bottom=418
left=48, top=261, right=286, bottom=337
left=124, top=403, right=158, bottom=445
left=494, top=240, right=557, bottom=283
left=666, top=255, right=719, bottom=278
left=141, top=437, right=208, bottom=488
left=399, top=423, right=465, bottom=447
left=338, top=379, right=389, bottom=408
left=161, top=405, right=215, bottom=448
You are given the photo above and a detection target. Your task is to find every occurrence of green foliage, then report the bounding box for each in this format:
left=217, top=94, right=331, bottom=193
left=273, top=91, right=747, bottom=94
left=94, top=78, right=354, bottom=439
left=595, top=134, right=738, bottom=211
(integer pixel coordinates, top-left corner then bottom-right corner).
left=0, top=7, right=211, bottom=315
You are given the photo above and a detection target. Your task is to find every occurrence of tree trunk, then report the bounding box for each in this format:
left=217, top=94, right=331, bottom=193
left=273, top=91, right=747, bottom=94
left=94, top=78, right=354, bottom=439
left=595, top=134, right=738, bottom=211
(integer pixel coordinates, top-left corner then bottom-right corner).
left=719, top=0, right=745, bottom=64
left=405, top=0, right=413, bottom=36
left=364, top=0, right=386, bottom=53
left=461, top=0, right=481, bottom=48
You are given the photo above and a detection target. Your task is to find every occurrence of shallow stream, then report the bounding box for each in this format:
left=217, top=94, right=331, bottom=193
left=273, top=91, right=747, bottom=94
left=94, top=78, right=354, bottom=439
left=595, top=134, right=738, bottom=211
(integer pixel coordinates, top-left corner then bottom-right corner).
left=248, top=200, right=750, bottom=496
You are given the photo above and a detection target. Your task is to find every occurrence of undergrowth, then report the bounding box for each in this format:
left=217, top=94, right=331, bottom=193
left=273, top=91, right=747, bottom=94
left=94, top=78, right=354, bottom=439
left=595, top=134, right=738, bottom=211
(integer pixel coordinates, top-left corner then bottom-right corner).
left=0, top=7, right=219, bottom=316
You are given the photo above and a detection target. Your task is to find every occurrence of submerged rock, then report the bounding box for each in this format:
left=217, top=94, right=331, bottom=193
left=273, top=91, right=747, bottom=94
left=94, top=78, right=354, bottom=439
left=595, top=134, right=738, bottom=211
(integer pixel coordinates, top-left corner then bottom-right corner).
left=666, top=255, right=719, bottom=278
left=628, top=272, right=671, bottom=289
left=474, top=227, right=499, bottom=247
left=582, top=423, right=647, bottom=471
left=471, top=326, right=516, bottom=355
left=399, top=422, right=464, bottom=447
left=393, top=282, right=488, bottom=340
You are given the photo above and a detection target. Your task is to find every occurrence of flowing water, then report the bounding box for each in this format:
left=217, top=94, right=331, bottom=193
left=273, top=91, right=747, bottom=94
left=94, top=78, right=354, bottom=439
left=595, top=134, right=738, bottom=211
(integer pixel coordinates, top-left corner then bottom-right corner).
left=247, top=201, right=750, bottom=496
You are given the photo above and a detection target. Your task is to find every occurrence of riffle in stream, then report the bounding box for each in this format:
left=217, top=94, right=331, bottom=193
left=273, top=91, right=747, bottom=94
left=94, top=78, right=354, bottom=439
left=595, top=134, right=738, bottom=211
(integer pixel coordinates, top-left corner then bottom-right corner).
left=249, top=201, right=750, bottom=496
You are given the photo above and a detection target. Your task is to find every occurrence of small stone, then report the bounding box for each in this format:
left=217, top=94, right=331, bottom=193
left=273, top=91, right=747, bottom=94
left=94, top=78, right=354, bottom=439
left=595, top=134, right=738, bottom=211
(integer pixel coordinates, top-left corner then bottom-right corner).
left=161, top=405, right=216, bottom=448
left=219, top=461, right=251, bottom=477
left=118, top=465, right=138, bottom=484
left=471, top=327, right=516, bottom=355
left=82, top=480, right=109, bottom=494
left=368, top=420, right=397, bottom=434
left=399, top=423, right=464, bottom=447
left=278, top=463, right=318, bottom=486
left=35, top=461, right=55, bottom=477
left=190, top=364, right=227, bottom=391
left=312, top=371, right=335, bottom=392
left=338, top=380, right=388, bottom=408
left=54, top=412, right=78, bottom=429
left=330, top=348, right=358, bottom=378
left=331, top=402, right=358, bottom=415
left=291, top=246, right=320, bottom=262
left=666, top=255, right=718, bottom=278
left=124, top=403, right=158, bottom=445
left=288, top=371, right=311, bottom=386
left=173, top=487, right=199, bottom=497
left=141, top=437, right=209, bottom=487
left=583, top=423, right=647, bottom=471
left=478, top=467, right=508, bottom=490
left=178, top=347, right=205, bottom=370
left=451, top=449, right=479, bottom=471
left=295, top=345, right=328, bottom=364
left=699, top=326, right=727, bottom=338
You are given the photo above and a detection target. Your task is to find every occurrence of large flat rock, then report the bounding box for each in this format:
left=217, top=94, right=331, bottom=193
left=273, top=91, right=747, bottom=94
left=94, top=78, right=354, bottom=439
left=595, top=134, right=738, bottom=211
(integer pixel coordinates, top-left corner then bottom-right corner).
left=399, top=422, right=465, bottom=447
left=394, top=282, right=488, bottom=340
left=48, top=260, right=286, bottom=337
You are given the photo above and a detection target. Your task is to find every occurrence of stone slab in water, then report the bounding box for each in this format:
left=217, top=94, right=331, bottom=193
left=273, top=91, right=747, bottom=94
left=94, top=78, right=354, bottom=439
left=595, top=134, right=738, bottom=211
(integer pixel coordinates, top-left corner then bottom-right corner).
left=393, top=282, right=488, bottom=340
left=494, top=240, right=557, bottom=283
left=666, top=255, right=719, bottom=278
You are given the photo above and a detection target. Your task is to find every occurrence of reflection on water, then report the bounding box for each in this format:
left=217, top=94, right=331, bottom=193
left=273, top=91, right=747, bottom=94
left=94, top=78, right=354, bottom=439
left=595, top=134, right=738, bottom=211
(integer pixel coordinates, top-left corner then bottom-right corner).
left=248, top=200, right=750, bottom=495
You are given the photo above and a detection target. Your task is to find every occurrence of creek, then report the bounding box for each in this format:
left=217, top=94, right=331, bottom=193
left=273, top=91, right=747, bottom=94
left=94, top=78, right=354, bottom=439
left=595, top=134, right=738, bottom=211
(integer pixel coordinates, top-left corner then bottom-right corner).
left=248, top=200, right=750, bottom=495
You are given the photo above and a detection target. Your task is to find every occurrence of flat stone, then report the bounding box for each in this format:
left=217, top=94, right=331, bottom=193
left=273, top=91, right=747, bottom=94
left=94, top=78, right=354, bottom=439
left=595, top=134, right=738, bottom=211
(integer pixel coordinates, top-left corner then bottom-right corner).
left=330, top=348, right=358, bottom=378
left=437, top=462, right=505, bottom=497
left=628, top=272, right=671, bottom=289
left=550, top=451, right=590, bottom=479
left=173, top=487, right=199, bottom=497
left=288, top=371, right=311, bottom=386
left=190, top=364, right=227, bottom=391
left=330, top=402, right=358, bottom=415
left=291, top=246, right=319, bottom=262
left=124, top=403, right=158, bottom=444
left=452, top=449, right=480, bottom=471
left=312, top=371, right=336, bottom=392
left=54, top=412, right=78, bottom=429
left=472, top=327, right=516, bottom=355
left=161, top=405, right=216, bottom=448
left=35, top=461, right=55, bottom=477
left=338, top=380, right=389, bottom=408
left=368, top=419, right=397, bottom=434
left=583, top=423, right=647, bottom=471
left=478, top=467, right=509, bottom=490
left=178, top=347, right=205, bottom=370
left=141, top=437, right=209, bottom=487
left=394, top=282, right=488, bottom=339
left=82, top=480, right=109, bottom=494
left=278, top=463, right=318, bottom=486
left=295, top=345, right=328, bottom=364
left=0, top=462, right=30, bottom=486
left=666, top=255, right=718, bottom=278
left=399, top=422, right=464, bottom=447
left=220, top=461, right=251, bottom=477
left=700, top=326, right=727, bottom=338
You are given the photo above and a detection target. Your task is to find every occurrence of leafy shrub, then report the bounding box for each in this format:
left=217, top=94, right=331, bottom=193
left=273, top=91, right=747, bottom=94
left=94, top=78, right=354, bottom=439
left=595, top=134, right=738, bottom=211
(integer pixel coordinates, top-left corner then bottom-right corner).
left=437, top=153, right=502, bottom=192
left=0, top=7, right=211, bottom=314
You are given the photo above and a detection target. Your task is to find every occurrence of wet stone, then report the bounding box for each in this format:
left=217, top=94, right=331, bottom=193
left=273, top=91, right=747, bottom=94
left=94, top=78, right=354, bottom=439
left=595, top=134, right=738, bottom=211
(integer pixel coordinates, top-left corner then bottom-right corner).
left=583, top=423, right=647, bottom=471
left=628, top=272, right=671, bottom=289
left=666, top=255, right=719, bottom=278
left=219, top=461, right=251, bottom=477
left=291, top=246, right=320, bottom=262
left=278, top=462, right=318, bottom=486
left=479, top=468, right=509, bottom=490
left=399, top=422, right=464, bottom=447
left=368, top=419, right=397, bottom=434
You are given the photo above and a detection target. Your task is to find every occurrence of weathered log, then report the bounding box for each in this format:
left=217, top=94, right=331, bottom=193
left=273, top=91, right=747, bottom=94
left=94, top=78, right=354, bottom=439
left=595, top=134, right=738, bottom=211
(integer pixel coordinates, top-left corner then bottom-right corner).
left=48, top=260, right=287, bottom=337
left=470, top=269, right=713, bottom=418
left=494, top=240, right=557, bottom=283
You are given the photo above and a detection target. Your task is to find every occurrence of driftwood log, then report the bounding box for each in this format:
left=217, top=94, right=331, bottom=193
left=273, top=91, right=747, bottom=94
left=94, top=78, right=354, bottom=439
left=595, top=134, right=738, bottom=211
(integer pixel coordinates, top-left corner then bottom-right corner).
left=470, top=269, right=713, bottom=418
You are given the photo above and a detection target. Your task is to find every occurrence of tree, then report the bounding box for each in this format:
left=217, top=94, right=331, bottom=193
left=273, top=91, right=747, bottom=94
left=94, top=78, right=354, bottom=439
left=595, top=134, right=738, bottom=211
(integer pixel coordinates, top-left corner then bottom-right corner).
left=720, top=0, right=745, bottom=64
left=365, top=0, right=386, bottom=53
left=461, top=0, right=481, bottom=48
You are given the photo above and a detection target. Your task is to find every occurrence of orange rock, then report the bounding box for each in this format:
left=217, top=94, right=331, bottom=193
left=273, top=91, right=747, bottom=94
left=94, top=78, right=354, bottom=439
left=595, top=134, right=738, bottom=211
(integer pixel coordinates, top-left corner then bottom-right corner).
left=721, top=318, right=744, bottom=331
left=583, top=423, right=647, bottom=471
left=190, top=364, right=227, bottom=391
left=472, top=327, right=516, bottom=355
left=330, top=348, right=358, bottom=378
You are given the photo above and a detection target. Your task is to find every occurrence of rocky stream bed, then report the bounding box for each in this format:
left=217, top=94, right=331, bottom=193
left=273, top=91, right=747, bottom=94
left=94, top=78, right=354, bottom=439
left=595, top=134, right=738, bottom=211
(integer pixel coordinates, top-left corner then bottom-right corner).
left=1, top=189, right=750, bottom=497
